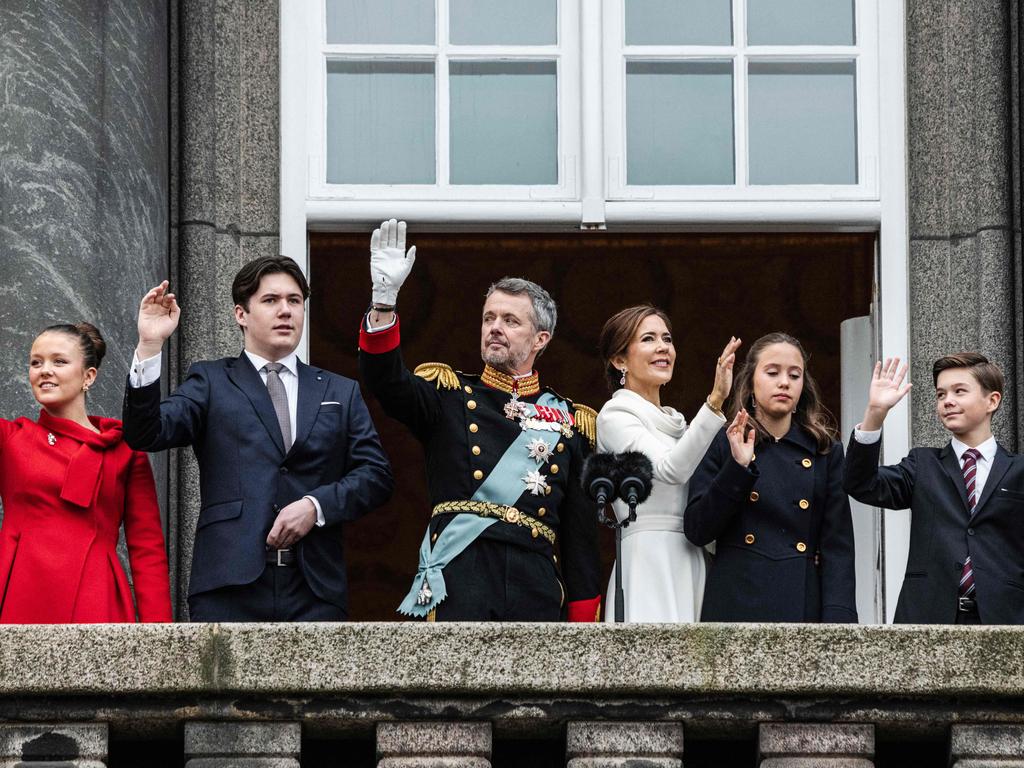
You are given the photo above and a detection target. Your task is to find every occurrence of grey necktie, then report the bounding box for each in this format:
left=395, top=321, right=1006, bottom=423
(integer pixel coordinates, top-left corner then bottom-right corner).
left=264, top=362, right=292, bottom=450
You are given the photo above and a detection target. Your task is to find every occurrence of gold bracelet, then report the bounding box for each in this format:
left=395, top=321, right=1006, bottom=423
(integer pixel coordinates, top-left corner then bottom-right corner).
left=705, top=395, right=724, bottom=418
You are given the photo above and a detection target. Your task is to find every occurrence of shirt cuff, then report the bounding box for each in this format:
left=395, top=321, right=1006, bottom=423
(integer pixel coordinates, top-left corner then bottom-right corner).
left=853, top=425, right=882, bottom=444
left=364, top=312, right=397, bottom=333
left=129, top=352, right=162, bottom=388
left=304, top=495, right=326, bottom=527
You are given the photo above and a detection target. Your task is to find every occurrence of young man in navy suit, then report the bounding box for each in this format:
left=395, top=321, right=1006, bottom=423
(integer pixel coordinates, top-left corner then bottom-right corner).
left=123, top=256, right=393, bottom=621
left=844, top=353, right=1024, bottom=625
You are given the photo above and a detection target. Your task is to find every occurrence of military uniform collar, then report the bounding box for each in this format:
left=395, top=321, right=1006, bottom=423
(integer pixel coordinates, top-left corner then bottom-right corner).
left=481, top=364, right=540, bottom=397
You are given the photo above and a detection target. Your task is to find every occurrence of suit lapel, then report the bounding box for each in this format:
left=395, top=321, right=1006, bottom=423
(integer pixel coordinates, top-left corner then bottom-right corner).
left=938, top=443, right=970, bottom=514
left=290, top=361, right=328, bottom=456
left=227, top=352, right=286, bottom=456
left=973, top=446, right=1012, bottom=517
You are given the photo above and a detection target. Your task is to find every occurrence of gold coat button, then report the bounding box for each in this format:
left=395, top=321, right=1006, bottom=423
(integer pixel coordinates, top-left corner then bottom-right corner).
left=464, top=385, right=473, bottom=394
left=431, top=533, right=438, bottom=543
left=545, top=485, right=552, bottom=495
left=538, top=507, right=546, bottom=517
left=749, top=491, right=760, bottom=502
left=531, top=528, right=539, bottom=539
left=799, top=499, right=810, bottom=510
left=796, top=542, right=807, bottom=552
left=744, top=533, right=755, bottom=545
left=472, top=446, right=481, bottom=456
left=802, top=458, right=813, bottom=468
left=467, top=400, right=477, bottom=410
left=473, top=469, right=483, bottom=480
left=550, top=464, right=559, bottom=474
left=469, top=423, right=479, bottom=433
left=556, top=443, right=565, bottom=453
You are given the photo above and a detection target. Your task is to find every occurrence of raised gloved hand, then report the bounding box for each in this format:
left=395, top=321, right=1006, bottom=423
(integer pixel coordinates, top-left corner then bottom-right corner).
left=370, top=218, right=416, bottom=306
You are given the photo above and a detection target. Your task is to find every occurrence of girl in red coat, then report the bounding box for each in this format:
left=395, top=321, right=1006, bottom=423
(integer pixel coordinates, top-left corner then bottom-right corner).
left=0, top=322, right=171, bottom=623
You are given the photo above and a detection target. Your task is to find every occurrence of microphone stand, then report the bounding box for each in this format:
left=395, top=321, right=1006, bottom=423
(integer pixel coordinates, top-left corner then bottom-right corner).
left=598, top=499, right=637, bottom=623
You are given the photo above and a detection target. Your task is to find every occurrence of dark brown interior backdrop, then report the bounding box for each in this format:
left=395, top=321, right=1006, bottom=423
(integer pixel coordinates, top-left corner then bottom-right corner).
left=309, top=231, right=875, bottom=620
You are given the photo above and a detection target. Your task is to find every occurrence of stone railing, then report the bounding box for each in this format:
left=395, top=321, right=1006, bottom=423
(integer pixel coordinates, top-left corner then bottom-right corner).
left=1, top=623, right=1023, bottom=766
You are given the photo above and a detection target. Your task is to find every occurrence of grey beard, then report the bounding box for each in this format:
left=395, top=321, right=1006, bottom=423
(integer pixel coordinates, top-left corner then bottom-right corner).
left=482, top=345, right=529, bottom=373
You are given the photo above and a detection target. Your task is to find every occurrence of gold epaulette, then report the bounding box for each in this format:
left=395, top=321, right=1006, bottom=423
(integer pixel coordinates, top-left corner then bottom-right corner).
left=414, top=362, right=460, bottom=391
left=574, top=403, right=597, bottom=449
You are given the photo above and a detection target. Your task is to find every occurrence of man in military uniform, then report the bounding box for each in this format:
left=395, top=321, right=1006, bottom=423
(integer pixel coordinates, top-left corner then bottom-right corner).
left=359, top=219, right=602, bottom=621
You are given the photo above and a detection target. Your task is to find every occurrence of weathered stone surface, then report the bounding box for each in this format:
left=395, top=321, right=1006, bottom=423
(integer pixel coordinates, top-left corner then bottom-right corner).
left=185, top=760, right=299, bottom=768
left=0, top=762, right=106, bottom=768
left=952, top=762, right=1024, bottom=768
left=759, top=724, right=874, bottom=756
left=185, top=722, right=301, bottom=757
left=377, top=760, right=490, bottom=768
left=565, top=722, right=683, bottom=756
left=566, top=760, right=679, bottom=768
left=0, top=723, right=107, bottom=759
left=376, top=722, right=491, bottom=757
left=760, top=760, right=874, bottom=768
left=951, top=725, right=1024, bottom=758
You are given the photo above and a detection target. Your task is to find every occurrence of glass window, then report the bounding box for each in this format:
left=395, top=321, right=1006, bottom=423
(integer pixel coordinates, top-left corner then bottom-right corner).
left=625, top=0, right=732, bottom=46
left=626, top=61, right=734, bottom=185
left=450, top=61, right=558, bottom=184
left=449, top=0, right=557, bottom=45
left=325, top=61, right=436, bottom=184
left=325, top=0, right=435, bottom=44
left=748, top=61, right=857, bottom=184
left=747, top=0, right=855, bottom=46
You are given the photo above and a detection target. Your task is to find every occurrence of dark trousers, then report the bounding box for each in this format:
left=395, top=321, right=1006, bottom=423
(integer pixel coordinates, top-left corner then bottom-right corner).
left=433, top=538, right=564, bottom=621
left=188, top=562, right=345, bottom=622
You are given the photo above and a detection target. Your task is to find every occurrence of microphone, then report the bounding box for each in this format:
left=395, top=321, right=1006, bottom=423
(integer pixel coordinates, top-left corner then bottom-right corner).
left=581, top=453, right=618, bottom=507
left=615, top=451, right=654, bottom=510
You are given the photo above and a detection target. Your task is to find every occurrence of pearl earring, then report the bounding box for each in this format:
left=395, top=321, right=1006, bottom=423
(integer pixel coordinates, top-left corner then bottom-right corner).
left=619, top=369, right=627, bottom=386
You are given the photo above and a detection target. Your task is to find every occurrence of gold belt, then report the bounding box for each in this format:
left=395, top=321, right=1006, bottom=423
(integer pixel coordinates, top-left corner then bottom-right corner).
left=432, top=500, right=556, bottom=546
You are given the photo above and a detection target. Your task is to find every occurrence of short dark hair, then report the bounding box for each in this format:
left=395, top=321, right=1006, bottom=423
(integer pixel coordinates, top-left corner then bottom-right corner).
left=231, top=256, right=310, bottom=310
left=42, top=322, right=107, bottom=370
left=932, top=352, right=1005, bottom=396
left=599, top=305, right=672, bottom=393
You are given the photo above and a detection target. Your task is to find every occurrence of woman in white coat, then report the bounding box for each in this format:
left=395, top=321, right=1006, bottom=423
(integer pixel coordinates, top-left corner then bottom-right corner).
left=597, top=305, right=740, bottom=622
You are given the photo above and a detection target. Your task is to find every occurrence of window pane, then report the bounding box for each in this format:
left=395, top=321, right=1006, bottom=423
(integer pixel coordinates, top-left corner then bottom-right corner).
left=326, top=0, right=435, bottom=44
left=625, top=0, right=732, bottom=45
left=449, top=0, right=556, bottom=45
left=747, top=0, right=854, bottom=45
left=450, top=61, right=557, bottom=185
left=626, top=61, right=734, bottom=185
left=748, top=61, right=857, bottom=184
left=326, top=61, right=436, bottom=184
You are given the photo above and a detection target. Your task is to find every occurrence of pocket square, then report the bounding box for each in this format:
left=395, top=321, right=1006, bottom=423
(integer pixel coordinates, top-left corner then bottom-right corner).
left=320, top=401, right=341, bottom=406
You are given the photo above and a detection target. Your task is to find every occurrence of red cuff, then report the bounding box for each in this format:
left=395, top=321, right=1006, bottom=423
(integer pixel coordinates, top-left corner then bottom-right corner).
left=359, top=314, right=401, bottom=354
left=568, top=595, right=602, bottom=622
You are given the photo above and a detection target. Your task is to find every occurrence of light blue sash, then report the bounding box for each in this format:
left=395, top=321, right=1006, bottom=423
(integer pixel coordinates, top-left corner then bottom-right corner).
left=397, top=392, right=567, bottom=617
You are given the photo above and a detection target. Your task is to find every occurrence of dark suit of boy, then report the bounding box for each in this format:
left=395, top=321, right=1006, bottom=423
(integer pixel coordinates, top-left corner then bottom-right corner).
left=844, top=435, right=1024, bottom=624
left=123, top=353, right=393, bottom=620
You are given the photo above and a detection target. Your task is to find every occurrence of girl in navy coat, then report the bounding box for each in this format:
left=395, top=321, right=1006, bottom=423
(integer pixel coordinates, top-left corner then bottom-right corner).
left=684, top=333, right=857, bottom=623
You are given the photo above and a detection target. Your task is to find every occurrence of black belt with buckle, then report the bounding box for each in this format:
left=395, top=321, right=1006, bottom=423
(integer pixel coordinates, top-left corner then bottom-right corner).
left=266, top=548, right=295, bottom=567
left=958, top=596, right=978, bottom=613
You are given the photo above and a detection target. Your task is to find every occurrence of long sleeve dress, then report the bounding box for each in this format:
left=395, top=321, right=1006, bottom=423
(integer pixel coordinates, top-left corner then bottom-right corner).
left=596, top=389, right=725, bottom=622
left=0, top=409, right=171, bottom=623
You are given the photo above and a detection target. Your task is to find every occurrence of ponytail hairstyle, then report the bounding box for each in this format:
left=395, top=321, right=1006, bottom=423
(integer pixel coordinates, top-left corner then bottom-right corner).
left=727, top=332, right=838, bottom=454
left=42, top=322, right=107, bottom=371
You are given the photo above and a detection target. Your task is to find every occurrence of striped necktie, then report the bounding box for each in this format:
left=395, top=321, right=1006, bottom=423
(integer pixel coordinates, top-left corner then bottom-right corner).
left=264, top=362, right=292, bottom=451
left=957, top=448, right=982, bottom=598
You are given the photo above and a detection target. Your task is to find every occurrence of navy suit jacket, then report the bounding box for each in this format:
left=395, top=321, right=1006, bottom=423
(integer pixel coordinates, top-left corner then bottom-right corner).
left=844, top=434, right=1024, bottom=624
left=122, top=352, right=393, bottom=615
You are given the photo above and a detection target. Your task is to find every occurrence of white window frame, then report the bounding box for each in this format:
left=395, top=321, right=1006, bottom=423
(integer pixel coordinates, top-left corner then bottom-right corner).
left=603, top=0, right=879, bottom=202
left=304, top=0, right=581, bottom=202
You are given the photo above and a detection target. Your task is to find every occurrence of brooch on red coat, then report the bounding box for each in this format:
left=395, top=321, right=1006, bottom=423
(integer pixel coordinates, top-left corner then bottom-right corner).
left=47, top=433, right=56, bottom=446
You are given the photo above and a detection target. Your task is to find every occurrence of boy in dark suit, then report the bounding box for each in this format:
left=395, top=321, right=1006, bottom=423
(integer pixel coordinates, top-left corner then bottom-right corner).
left=844, top=353, right=1024, bottom=624
left=123, top=257, right=393, bottom=621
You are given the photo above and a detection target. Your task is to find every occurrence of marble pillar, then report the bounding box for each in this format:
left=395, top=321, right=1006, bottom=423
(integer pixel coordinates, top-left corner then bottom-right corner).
left=565, top=722, right=684, bottom=767
left=376, top=722, right=492, bottom=767
left=950, top=724, right=1024, bottom=767
left=0, top=723, right=108, bottom=767
left=184, top=722, right=300, bottom=768
left=0, top=0, right=169, bottom=579
left=906, top=0, right=1022, bottom=449
left=758, top=724, right=874, bottom=767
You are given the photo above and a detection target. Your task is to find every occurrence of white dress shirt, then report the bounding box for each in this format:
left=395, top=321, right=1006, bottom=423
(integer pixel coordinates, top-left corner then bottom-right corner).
left=853, top=426, right=997, bottom=502
left=130, top=349, right=324, bottom=527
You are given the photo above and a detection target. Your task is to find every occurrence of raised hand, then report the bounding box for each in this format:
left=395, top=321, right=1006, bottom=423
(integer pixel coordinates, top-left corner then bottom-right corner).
left=136, top=281, right=180, bottom=360
left=861, top=357, right=912, bottom=430
left=710, top=336, right=742, bottom=409
left=370, top=218, right=417, bottom=306
left=726, top=408, right=756, bottom=467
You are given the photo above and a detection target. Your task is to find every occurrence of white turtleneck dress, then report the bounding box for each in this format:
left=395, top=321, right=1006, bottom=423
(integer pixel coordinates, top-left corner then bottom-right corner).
left=596, top=388, right=725, bottom=622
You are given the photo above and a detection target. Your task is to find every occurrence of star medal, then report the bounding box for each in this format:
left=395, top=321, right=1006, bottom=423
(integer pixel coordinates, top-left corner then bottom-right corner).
left=522, top=469, right=550, bottom=496
left=526, top=437, right=553, bottom=464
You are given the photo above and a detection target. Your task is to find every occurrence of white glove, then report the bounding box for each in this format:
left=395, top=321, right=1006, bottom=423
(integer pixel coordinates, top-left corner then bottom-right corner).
left=370, top=218, right=416, bottom=306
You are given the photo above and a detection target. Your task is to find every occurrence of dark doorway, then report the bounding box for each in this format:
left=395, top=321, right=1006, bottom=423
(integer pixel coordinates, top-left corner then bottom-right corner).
left=309, top=231, right=875, bottom=621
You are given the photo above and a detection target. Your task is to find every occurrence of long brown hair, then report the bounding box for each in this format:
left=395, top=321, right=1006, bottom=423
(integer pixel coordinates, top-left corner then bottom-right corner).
left=728, top=332, right=838, bottom=454
left=599, top=305, right=672, bottom=393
